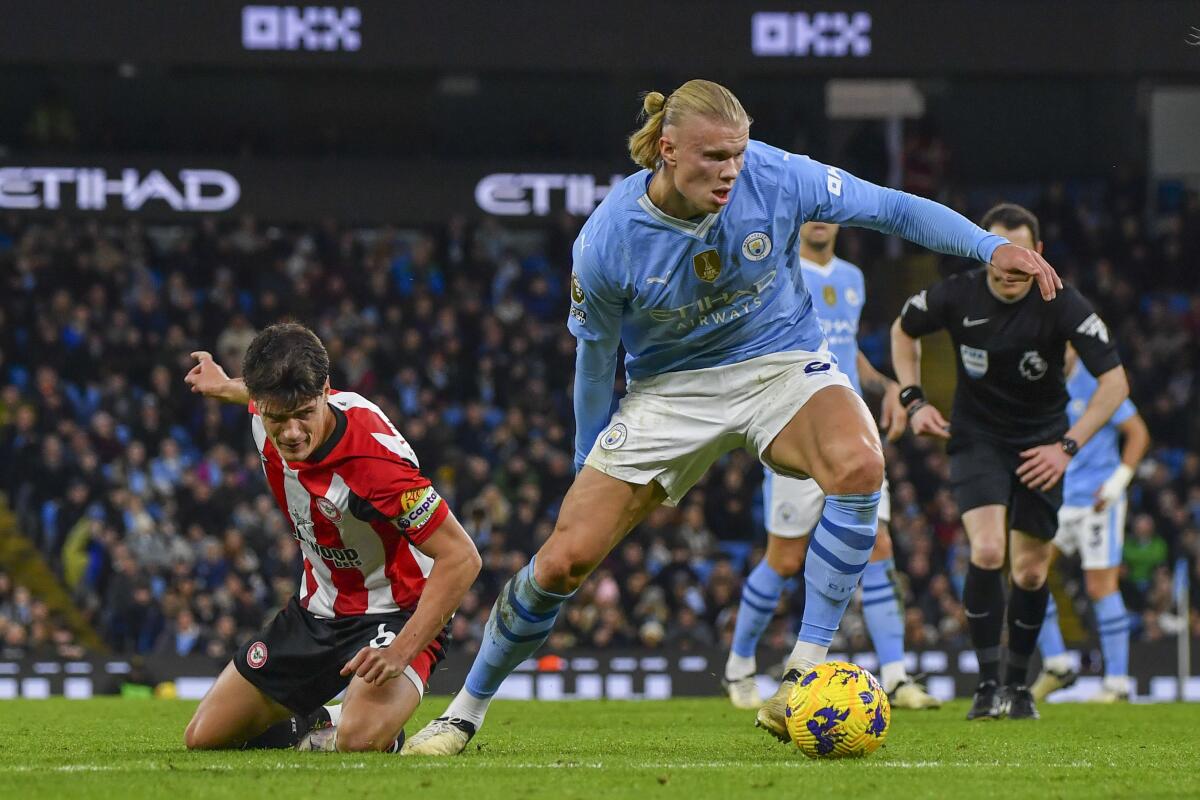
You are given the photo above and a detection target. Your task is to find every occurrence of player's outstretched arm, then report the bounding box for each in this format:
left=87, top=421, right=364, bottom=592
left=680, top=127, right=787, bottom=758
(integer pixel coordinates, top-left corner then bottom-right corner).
left=184, top=351, right=250, bottom=405
left=799, top=158, right=1061, bottom=300
left=341, top=511, right=482, bottom=686
left=1018, top=365, right=1130, bottom=492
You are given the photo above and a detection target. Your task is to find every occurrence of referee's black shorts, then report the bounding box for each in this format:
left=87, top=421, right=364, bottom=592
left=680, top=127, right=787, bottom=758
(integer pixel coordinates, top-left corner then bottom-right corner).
left=233, top=596, right=449, bottom=715
left=948, top=435, right=1062, bottom=541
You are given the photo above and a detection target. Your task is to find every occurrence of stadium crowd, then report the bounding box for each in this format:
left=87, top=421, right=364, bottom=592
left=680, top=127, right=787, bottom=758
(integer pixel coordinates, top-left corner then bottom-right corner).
left=1, top=177, right=1198, bottom=667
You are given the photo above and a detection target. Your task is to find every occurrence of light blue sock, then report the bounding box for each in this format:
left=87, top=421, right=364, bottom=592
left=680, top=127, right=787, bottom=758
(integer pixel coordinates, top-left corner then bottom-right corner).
left=1037, top=592, right=1068, bottom=659
left=798, top=492, right=880, bottom=647
left=463, top=558, right=572, bottom=699
left=1094, top=591, right=1130, bottom=678
left=861, top=559, right=905, bottom=668
left=732, top=560, right=787, bottom=658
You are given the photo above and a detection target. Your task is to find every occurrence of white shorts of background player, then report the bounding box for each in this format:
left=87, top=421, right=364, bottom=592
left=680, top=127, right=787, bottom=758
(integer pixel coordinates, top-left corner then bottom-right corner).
left=765, top=473, right=892, bottom=538
left=1052, top=497, right=1127, bottom=570
left=584, top=349, right=854, bottom=506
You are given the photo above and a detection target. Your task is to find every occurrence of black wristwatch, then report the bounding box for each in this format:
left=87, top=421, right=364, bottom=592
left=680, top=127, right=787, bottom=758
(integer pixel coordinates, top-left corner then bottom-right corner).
left=1060, top=436, right=1079, bottom=457
left=898, top=385, right=925, bottom=410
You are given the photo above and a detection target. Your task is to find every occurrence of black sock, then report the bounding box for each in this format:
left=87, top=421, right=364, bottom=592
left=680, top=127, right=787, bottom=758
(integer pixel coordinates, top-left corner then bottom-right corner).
left=1006, top=581, right=1049, bottom=687
left=241, top=707, right=329, bottom=750
left=963, top=563, right=1005, bottom=685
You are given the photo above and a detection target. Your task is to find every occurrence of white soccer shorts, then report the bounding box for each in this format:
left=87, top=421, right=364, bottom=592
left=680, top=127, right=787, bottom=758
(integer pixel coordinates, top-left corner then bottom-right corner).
left=763, top=473, right=892, bottom=538
left=584, top=349, right=855, bottom=506
left=1052, top=497, right=1127, bottom=570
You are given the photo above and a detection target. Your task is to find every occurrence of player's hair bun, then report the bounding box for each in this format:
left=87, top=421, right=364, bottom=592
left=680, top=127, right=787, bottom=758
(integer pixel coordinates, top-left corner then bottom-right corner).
left=642, top=91, right=666, bottom=117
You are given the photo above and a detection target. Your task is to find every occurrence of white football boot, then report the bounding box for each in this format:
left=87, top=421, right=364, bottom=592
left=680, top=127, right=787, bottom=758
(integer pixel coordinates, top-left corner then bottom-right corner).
left=888, top=678, right=942, bottom=710
left=723, top=675, right=763, bottom=710
left=401, top=717, right=477, bottom=756
left=755, top=668, right=801, bottom=742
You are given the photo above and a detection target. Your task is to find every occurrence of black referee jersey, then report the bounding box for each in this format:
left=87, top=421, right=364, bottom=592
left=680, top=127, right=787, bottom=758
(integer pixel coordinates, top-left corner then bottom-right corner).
left=898, top=267, right=1121, bottom=449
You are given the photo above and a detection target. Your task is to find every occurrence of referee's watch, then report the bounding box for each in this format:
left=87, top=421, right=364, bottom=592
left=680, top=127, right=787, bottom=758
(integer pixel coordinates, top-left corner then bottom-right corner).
left=1060, top=436, right=1079, bottom=457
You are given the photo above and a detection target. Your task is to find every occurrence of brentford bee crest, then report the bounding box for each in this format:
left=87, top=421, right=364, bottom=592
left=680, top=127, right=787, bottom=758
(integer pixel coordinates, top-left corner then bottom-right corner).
left=247, top=641, right=269, bottom=669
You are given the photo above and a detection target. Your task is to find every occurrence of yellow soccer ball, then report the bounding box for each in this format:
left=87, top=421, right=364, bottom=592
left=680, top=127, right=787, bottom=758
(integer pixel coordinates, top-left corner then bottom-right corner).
left=785, top=661, right=890, bottom=759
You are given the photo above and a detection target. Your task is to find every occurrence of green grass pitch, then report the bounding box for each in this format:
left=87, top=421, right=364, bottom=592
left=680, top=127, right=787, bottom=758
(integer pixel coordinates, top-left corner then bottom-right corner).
left=2, top=698, right=1199, bottom=799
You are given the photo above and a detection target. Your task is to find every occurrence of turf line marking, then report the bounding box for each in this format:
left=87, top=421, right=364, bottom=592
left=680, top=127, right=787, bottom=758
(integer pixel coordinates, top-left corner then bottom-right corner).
left=0, top=759, right=1107, bottom=773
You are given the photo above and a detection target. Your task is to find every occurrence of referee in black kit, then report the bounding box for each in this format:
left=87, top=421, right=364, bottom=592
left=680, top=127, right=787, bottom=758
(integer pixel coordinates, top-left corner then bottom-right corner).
left=890, top=203, right=1129, bottom=721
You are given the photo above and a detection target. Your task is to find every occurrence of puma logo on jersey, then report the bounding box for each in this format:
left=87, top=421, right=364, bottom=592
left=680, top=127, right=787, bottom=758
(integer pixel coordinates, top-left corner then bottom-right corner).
left=1075, top=313, right=1110, bottom=343
left=962, top=316, right=989, bottom=327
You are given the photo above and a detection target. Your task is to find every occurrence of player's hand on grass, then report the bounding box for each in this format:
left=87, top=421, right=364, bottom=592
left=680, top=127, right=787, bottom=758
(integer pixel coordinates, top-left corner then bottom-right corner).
left=908, top=403, right=950, bottom=440
left=1016, top=444, right=1070, bottom=491
left=879, top=383, right=907, bottom=442
left=990, top=243, right=1062, bottom=301
left=341, top=644, right=407, bottom=686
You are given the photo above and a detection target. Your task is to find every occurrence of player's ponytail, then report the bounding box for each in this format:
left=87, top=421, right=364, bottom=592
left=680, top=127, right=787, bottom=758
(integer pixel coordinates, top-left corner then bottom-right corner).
left=628, top=91, right=669, bottom=171
left=626, top=80, right=752, bottom=171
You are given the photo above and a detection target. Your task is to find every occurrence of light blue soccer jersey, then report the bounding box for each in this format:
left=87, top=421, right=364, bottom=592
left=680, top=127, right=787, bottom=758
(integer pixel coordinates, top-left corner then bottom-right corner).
left=800, top=256, right=865, bottom=395
left=567, top=139, right=1006, bottom=382
left=1063, top=362, right=1137, bottom=507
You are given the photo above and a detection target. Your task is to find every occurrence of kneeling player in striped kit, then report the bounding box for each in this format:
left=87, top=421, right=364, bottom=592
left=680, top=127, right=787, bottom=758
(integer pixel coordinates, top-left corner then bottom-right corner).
left=181, top=323, right=481, bottom=752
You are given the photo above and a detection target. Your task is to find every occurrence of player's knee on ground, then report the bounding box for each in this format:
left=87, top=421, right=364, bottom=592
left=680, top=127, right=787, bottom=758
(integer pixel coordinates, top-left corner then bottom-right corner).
left=184, top=715, right=226, bottom=751
left=335, top=718, right=401, bottom=752
left=822, top=445, right=884, bottom=496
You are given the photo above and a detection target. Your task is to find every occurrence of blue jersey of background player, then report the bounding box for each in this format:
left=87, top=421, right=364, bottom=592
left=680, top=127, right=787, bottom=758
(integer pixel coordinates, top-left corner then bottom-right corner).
left=801, top=245, right=865, bottom=392
left=1034, top=348, right=1150, bottom=703
left=408, top=79, right=1062, bottom=755
left=1062, top=361, right=1138, bottom=508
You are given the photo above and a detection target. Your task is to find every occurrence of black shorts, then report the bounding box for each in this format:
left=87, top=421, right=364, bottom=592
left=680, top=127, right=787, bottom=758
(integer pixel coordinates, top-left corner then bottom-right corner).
left=948, top=436, right=1062, bottom=541
left=234, top=596, right=449, bottom=715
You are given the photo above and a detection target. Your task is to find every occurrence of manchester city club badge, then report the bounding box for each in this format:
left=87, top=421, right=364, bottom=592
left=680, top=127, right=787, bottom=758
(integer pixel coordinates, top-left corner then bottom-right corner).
left=741, top=231, right=772, bottom=261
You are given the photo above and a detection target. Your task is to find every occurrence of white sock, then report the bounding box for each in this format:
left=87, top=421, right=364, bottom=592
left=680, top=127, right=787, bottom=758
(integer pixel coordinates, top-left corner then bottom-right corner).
left=324, top=704, right=343, bottom=726
left=785, top=640, right=828, bottom=675
left=1044, top=654, right=1073, bottom=674
left=880, top=661, right=907, bottom=694
left=444, top=689, right=492, bottom=727
left=725, top=652, right=756, bottom=681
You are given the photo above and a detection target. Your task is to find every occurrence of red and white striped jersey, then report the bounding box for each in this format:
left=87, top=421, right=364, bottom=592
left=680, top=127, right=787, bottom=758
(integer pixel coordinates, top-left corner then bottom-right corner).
left=250, top=391, right=450, bottom=619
